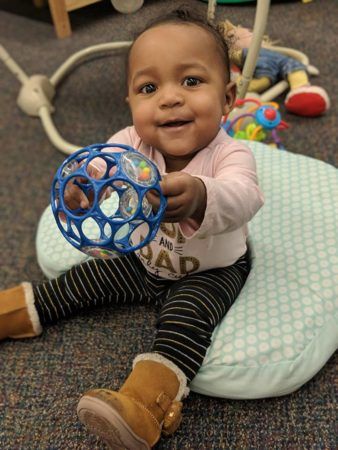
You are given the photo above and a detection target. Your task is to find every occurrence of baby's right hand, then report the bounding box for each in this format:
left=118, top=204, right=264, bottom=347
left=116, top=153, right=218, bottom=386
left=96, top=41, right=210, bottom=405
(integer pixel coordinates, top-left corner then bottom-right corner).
left=62, top=164, right=103, bottom=214
left=63, top=178, right=91, bottom=210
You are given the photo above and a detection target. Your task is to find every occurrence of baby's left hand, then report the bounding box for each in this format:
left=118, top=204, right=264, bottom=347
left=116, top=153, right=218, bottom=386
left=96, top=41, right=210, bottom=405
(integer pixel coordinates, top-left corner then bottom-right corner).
left=147, top=172, right=206, bottom=224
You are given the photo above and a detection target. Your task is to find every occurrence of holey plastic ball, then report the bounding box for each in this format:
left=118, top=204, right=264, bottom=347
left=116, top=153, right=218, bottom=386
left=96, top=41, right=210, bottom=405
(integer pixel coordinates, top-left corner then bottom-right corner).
left=51, top=143, right=167, bottom=259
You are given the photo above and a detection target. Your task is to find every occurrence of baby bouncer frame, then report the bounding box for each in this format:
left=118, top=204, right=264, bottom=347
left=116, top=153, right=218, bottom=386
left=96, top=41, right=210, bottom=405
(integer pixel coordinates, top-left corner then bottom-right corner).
left=0, top=0, right=317, bottom=155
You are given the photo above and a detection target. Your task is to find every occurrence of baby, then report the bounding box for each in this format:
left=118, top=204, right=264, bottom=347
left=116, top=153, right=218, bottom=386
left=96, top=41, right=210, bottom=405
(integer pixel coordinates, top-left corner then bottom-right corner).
left=0, top=9, right=264, bottom=449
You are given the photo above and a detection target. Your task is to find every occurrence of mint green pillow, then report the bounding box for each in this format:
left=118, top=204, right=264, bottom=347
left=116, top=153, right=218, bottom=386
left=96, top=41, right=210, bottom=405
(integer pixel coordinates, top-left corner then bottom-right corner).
left=36, top=142, right=337, bottom=399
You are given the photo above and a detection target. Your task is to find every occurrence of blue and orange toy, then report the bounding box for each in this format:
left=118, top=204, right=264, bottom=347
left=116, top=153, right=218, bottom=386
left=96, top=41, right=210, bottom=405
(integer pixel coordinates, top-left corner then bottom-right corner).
left=223, top=98, right=289, bottom=149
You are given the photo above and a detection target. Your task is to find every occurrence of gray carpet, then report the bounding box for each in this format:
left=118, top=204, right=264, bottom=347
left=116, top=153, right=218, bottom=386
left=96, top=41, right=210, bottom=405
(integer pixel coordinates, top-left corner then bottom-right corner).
left=0, top=0, right=337, bottom=448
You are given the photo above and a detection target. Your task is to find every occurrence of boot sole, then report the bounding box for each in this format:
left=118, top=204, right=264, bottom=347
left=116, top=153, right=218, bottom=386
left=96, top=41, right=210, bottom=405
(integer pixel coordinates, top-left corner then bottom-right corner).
left=77, top=395, right=150, bottom=450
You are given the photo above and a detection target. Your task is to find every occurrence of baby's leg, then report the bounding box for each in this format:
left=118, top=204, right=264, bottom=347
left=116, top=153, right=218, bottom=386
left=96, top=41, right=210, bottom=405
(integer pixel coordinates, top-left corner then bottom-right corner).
left=76, top=254, right=250, bottom=448
left=0, top=253, right=149, bottom=340
left=153, top=253, right=250, bottom=381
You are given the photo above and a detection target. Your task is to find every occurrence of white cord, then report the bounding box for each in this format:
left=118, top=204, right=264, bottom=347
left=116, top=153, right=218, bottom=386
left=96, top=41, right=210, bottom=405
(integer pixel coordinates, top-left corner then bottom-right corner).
left=1, top=42, right=132, bottom=154
left=0, top=44, right=29, bottom=83
left=39, top=106, right=81, bottom=154
left=50, top=41, right=132, bottom=87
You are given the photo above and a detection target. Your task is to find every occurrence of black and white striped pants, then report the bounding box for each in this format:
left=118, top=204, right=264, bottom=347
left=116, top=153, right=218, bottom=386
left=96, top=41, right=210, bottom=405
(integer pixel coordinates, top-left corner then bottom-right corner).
left=33, top=252, right=250, bottom=381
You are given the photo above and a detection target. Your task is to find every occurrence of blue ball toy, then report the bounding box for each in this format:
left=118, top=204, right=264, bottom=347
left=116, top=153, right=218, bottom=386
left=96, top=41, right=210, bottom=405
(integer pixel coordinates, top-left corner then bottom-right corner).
left=51, top=143, right=166, bottom=259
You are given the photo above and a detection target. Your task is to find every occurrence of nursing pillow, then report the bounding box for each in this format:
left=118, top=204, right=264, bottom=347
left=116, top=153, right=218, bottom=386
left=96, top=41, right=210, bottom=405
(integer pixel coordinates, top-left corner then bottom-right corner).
left=36, top=141, right=338, bottom=398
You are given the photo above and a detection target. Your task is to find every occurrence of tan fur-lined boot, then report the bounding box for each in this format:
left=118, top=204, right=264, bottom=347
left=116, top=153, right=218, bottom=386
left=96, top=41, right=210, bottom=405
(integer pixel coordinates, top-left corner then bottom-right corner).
left=77, top=353, right=189, bottom=449
left=0, top=282, right=42, bottom=340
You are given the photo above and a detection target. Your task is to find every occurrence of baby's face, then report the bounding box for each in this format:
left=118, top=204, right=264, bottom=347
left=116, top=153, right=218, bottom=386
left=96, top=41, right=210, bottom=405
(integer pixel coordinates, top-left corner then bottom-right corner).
left=127, top=23, right=235, bottom=171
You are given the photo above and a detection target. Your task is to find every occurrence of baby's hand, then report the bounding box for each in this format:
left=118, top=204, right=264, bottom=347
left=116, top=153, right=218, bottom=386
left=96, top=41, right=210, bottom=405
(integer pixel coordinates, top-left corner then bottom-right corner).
left=61, top=164, right=105, bottom=218
left=147, top=172, right=206, bottom=224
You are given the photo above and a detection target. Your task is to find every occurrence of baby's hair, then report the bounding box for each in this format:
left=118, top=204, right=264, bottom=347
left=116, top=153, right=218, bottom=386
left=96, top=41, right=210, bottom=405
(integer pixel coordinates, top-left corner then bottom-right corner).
left=127, top=7, right=231, bottom=81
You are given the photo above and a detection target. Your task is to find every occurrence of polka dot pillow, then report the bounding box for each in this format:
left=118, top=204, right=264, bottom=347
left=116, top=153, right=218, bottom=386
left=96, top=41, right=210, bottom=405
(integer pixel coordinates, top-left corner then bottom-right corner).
left=36, top=141, right=338, bottom=399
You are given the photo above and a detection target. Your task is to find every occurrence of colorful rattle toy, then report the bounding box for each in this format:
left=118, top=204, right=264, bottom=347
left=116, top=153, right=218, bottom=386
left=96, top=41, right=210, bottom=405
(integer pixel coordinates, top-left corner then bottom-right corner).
left=223, top=98, right=289, bottom=149
left=51, top=143, right=166, bottom=258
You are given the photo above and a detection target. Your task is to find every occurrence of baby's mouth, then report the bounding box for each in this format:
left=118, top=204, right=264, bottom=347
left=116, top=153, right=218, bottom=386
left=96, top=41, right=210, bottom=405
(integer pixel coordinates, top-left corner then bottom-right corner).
left=159, top=120, right=193, bottom=128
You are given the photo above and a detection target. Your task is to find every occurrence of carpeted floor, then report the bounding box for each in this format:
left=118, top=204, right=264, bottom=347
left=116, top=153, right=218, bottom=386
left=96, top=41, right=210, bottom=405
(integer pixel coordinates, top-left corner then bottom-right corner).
left=0, top=0, right=337, bottom=448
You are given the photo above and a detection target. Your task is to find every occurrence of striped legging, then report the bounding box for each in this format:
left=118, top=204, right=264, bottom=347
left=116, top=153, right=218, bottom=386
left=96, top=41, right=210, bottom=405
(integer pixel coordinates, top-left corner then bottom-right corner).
left=33, top=252, right=250, bottom=381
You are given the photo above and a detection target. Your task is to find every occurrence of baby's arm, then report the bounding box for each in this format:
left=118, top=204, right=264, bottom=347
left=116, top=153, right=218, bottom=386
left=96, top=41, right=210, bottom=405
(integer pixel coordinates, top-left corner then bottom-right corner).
left=179, top=142, right=264, bottom=238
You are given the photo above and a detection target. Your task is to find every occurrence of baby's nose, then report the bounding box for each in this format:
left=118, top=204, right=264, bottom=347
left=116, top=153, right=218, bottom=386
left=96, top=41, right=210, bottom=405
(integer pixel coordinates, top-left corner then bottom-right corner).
left=159, top=86, right=184, bottom=108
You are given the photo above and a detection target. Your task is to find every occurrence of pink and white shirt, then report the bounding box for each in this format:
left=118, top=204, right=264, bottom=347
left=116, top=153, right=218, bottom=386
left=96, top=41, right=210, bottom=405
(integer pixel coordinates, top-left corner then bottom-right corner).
left=106, top=126, right=264, bottom=280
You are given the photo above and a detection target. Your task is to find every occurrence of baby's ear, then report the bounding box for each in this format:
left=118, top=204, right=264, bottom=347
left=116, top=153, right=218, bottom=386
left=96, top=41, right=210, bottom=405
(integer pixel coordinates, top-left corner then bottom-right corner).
left=125, top=96, right=129, bottom=104
left=223, top=81, right=237, bottom=115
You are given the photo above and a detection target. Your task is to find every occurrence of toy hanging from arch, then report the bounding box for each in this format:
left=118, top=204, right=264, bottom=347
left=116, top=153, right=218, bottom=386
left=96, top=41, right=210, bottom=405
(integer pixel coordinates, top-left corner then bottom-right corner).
left=223, top=98, right=289, bottom=149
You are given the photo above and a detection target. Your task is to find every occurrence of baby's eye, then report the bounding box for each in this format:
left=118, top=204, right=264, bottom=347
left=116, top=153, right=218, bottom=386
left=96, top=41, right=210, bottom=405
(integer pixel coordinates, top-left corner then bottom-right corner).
left=140, top=83, right=156, bottom=94
left=183, top=77, right=201, bottom=87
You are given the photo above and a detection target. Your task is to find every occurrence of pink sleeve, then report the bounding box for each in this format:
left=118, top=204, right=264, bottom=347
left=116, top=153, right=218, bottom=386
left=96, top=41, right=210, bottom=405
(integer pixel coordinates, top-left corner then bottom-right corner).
left=106, top=127, right=140, bottom=148
left=179, top=143, right=264, bottom=238
left=90, top=127, right=140, bottom=173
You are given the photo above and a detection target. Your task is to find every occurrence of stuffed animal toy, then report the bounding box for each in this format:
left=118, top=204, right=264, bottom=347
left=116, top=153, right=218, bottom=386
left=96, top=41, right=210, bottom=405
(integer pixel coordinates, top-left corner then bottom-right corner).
left=219, top=20, right=330, bottom=117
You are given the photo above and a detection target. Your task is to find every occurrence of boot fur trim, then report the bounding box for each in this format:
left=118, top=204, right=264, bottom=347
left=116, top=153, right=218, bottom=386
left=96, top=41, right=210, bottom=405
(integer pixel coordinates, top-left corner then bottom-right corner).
left=21, top=282, right=42, bottom=336
left=133, top=353, right=189, bottom=400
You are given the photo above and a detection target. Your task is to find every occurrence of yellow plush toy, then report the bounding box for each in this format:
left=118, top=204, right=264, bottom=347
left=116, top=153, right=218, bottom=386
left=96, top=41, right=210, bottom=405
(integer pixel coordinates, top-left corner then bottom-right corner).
left=219, top=20, right=330, bottom=117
